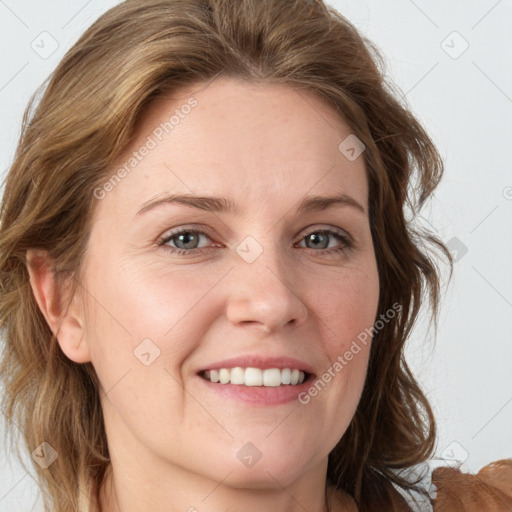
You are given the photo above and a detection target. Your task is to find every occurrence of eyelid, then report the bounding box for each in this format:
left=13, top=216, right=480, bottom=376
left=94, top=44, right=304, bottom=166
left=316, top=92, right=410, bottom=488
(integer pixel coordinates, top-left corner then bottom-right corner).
left=158, top=224, right=217, bottom=240
left=296, top=224, right=353, bottom=243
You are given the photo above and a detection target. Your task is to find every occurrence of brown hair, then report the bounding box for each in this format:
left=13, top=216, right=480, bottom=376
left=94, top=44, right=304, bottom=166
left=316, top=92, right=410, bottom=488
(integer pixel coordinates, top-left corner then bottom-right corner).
left=0, top=0, right=452, bottom=511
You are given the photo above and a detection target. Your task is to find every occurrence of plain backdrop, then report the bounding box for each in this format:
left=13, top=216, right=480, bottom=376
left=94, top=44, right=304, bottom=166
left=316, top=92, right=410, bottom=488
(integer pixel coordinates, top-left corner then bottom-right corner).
left=1, top=1, right=511, bottom=510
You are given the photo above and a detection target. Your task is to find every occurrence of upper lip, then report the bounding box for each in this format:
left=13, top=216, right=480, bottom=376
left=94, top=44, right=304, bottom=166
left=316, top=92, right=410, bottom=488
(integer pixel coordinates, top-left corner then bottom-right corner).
left=198, top=355, right=315, bottom=376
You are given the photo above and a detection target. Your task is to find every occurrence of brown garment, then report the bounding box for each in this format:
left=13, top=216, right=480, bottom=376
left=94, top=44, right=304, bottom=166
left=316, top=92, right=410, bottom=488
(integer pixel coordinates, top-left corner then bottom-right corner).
left=432, top=459, right=512, bottom=511
left=328, top=459, right=512, bottom=511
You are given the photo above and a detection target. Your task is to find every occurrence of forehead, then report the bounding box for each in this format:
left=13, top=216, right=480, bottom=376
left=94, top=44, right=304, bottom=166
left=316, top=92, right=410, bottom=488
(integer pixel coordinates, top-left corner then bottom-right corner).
left=95, top=77, right=368, bottom=218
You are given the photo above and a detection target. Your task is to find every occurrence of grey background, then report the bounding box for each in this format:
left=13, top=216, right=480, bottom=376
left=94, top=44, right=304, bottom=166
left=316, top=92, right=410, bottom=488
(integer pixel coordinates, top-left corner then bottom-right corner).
left=1, top=0, right=511, bottom=510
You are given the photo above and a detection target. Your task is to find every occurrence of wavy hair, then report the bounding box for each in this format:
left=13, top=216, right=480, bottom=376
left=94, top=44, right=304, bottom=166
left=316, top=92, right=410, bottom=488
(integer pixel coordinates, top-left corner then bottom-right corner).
left=0, top=0, right=452, bottom=510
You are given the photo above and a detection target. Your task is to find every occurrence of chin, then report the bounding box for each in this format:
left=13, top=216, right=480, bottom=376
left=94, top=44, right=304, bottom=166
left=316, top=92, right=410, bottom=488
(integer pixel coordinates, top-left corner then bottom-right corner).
left=212, top=452, right=310, bottom=489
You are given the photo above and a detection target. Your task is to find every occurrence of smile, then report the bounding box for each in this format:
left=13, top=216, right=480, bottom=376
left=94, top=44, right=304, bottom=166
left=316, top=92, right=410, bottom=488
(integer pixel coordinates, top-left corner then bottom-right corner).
left=201, top=367, right=309, bottom=386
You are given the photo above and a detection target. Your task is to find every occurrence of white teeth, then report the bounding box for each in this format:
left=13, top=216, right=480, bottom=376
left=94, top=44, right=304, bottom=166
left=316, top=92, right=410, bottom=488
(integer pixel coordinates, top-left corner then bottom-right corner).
left=202, top=367, right=307, bottom=386
left=245, top=367, right=263, bottom=386
left=219, top=368, right=230, bottom=384
left=263, top=368, right=281, bottom=387
left=280, top=368, right=291, bottom=385
left=230, top=367, right=245, bottom=385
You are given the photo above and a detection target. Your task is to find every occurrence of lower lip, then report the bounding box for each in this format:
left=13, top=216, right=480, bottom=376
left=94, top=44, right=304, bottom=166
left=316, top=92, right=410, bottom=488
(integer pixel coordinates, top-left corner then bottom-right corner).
left=197, top=374, right=314, bottom=405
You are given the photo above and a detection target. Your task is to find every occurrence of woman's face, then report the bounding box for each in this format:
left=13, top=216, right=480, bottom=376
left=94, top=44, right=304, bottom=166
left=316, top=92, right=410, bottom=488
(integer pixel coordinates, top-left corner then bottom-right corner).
left=80, top=77, right=379, bottom=490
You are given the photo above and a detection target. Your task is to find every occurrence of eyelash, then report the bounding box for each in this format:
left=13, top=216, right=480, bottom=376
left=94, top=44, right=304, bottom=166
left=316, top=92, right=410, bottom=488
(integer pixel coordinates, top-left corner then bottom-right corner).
left=157, top=226, right=353, bottom=257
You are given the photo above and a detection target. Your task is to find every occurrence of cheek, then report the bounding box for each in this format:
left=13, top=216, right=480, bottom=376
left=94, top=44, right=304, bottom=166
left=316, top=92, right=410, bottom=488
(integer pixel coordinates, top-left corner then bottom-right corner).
left=310, top=263, right=379, bottom=353
left=82, top=258, right=228, bottom=376
left=300, top=261, right=378, bottom=415
left=297, top=268, right=378, bottom=431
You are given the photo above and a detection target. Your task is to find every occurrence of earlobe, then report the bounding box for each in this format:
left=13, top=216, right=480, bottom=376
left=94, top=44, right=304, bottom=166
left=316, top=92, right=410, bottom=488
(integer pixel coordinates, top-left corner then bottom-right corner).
left=26, top=248, right=91, bottom=364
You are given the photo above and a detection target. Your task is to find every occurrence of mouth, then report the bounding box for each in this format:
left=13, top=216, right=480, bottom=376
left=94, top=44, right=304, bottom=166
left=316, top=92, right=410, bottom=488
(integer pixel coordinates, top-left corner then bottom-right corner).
left=198, top=367, right=314, bottom=387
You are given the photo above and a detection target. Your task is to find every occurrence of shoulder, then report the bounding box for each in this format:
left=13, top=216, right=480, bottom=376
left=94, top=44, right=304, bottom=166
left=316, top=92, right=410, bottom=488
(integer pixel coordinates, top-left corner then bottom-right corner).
left=432, top=458, right=512, bottom=511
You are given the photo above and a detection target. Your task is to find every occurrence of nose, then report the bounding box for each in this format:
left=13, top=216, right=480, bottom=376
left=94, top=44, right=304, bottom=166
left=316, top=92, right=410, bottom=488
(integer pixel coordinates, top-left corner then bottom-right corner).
left=225, top=244, right=309, bottom=334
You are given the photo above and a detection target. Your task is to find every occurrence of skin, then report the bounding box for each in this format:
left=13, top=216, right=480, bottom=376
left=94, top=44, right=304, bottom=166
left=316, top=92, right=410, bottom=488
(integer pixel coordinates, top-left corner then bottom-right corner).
left=27, top=77, right=379, bottom=512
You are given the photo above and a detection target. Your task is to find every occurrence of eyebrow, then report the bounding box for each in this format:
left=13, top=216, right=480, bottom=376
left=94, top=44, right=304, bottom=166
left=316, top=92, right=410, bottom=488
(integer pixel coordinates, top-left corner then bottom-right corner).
left=136, top=192, right=366, bottom=217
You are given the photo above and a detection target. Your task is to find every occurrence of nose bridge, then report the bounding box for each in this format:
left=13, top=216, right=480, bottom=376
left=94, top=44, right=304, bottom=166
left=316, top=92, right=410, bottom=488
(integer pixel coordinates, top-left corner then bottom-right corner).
left=225, top=233, right=308, bottom=332
left=235, top=231, right=290, bottom=286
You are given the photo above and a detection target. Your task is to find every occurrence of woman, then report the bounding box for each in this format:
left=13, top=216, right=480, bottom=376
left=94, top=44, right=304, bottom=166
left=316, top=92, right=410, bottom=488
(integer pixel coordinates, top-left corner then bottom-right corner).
left=0, top=1, right=510, bottom=511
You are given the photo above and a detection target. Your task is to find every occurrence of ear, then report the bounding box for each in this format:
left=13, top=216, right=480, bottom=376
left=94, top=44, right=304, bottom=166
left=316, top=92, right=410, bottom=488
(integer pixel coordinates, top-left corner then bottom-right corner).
left=26, top=248, right=91, bottom=363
